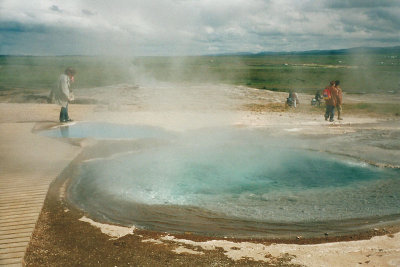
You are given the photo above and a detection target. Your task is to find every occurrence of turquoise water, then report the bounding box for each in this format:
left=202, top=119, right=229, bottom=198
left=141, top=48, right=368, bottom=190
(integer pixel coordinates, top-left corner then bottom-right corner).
left=64, top=126, right=400, bottom=237
left=40, top=122, right=175, bottom=140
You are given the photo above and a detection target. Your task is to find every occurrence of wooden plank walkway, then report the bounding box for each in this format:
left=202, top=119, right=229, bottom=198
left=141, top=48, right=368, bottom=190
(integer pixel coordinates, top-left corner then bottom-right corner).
left=0, top=121, right=81, bottom=266
left=0, top=175, right=50, bottom=266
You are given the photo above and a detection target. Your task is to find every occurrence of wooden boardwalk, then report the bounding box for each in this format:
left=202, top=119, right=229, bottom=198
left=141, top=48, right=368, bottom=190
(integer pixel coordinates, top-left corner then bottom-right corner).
left=0, top=121, right=81, bottom=266
left=0, top=175, right=50, bottom=266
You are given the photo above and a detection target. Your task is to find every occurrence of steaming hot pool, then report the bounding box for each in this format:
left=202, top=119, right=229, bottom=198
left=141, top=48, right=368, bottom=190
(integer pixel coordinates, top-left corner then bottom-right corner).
left=41, top=122, right=400, bottom=238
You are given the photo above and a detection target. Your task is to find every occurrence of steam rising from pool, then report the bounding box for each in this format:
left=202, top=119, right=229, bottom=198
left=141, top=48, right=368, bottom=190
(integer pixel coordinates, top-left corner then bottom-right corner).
left=64, top=125, right=400, bottom=237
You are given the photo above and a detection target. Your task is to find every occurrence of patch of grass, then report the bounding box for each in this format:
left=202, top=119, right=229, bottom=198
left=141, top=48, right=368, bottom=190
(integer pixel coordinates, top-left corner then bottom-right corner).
left=1, top=53, right=399, bottom=95
left=343, top=103, right=400, bottom=116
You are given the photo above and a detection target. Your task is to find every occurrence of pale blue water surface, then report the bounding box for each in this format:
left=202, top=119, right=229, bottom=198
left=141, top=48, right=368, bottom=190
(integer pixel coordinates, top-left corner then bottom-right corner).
left=40, top=122, right=175, bottom=140
left=53, top=124, right=400, bottom=237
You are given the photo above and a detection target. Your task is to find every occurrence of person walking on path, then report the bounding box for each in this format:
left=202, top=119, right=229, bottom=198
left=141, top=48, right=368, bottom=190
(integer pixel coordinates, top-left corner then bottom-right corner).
left=324, top=81, right=338, bottom=122
left=335, top=80, right=343, bottom=120
left=49, top=67, right=76, bottom=122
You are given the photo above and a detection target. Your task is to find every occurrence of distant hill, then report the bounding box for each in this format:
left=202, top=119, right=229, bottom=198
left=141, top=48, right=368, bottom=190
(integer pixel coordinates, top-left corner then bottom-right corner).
left=212, top=46, right=400, bottom=56
left=2, top=46, right=399, bottom=58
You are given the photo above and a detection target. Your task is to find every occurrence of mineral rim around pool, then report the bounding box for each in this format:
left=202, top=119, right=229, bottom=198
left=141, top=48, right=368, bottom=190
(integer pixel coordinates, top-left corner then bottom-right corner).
left=50, top=123, right=400, bottom=238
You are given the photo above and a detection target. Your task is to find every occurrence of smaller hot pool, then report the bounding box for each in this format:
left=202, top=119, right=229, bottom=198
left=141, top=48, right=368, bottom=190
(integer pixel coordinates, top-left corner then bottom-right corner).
left=40, top=122, right=175, bottom=140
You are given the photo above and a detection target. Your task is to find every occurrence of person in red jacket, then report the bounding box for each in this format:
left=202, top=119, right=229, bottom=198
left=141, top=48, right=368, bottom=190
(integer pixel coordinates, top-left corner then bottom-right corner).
left=324, top=81, right=338, bottom=122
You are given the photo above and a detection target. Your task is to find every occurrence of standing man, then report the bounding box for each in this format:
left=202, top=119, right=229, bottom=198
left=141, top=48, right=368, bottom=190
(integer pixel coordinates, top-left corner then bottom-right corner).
left=292, top=91, right=300, bottom=108
left=335, top=80, right=343, bottom=120
left=49, top=67, right=76, bottom=122
left=287, top=90, right=300, bottom=108
left=323, top=81, right=338, bottom=122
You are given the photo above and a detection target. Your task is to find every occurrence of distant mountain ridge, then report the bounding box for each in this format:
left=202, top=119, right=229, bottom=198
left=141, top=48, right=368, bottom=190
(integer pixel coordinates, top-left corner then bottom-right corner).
left=1, top=46, right=399, bottom=57
left=213, top=46, right=400, bottom=56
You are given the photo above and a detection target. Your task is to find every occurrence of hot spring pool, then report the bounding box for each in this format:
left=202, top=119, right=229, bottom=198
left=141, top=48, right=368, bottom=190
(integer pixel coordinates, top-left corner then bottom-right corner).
left=48, top=123, right=400, bottom=238
left=40, top=122, right=175, bottom=140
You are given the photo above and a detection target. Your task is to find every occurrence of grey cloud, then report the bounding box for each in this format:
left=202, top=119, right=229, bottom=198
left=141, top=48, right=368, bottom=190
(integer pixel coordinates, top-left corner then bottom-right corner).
left=334, top=7, right=400, bottom=35
left=0, top=25, right=134, bottom=56
left=364, top=9, right=400, bottom=30
left=342, top=24, right=358, bottom=33
left=0, top=21, right=48, bottom=33
left=50, top=5, right=62, bottom=13
left=1, top=0, right=400, bottom=56
left=325, top=0, right=400, bottom=8
left=82, top=9, right=95, bottom=16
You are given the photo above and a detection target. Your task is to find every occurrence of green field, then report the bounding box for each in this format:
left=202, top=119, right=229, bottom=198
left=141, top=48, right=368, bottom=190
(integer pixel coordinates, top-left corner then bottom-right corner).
left=1, top=52, right=399, bottom=94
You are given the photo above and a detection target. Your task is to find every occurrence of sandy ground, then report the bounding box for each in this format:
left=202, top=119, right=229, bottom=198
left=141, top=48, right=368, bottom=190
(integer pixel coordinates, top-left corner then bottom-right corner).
left=1, top=83, right=400, bottom=266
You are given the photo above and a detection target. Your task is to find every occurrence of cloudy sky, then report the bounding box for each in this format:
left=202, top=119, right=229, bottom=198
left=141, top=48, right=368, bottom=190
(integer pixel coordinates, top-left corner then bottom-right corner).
left=1, top=0, right=399, bottom=56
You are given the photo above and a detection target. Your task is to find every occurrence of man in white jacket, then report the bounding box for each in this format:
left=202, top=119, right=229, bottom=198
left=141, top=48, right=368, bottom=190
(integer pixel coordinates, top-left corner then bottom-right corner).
left=49, top=67, right=76, bottom=122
